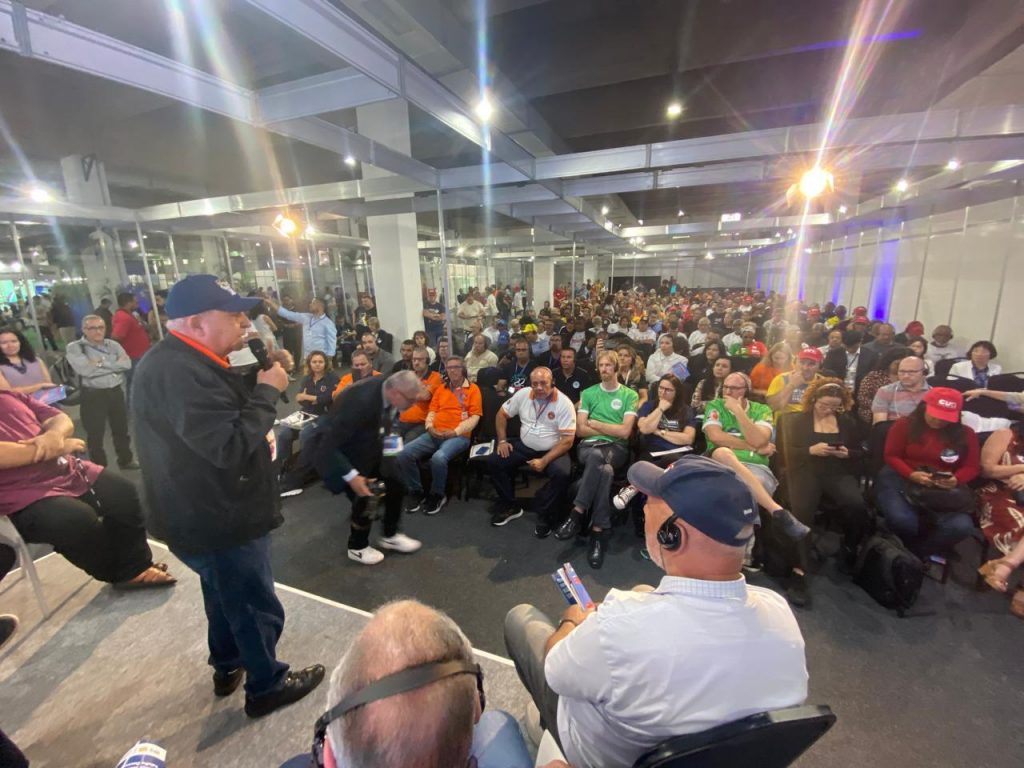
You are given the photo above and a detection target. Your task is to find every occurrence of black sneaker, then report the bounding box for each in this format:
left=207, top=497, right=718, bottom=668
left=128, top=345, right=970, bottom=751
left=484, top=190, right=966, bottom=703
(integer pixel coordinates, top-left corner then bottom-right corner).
left=554, top=513, right=583, bottom=541
left=405, top=493, right=425, bottom=513
left=534, top=520, right=553, bottom=539
left=244, top=665, right=326, bottom=718
left=786, top=573, right=811, bottom=608
left=772, top=508, right=811, bottom=540
left=213, top=668, right=244, bottom=697
left=491, top=507, right=524, bottom=527
left=423, top=494, right=447, bottom=516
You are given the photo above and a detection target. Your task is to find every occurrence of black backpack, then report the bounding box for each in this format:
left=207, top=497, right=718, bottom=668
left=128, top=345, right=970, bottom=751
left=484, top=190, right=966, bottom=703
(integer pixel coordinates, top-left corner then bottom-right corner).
left=49, top=354, right=82, bottom=406
left=853, top=530, right=924, bottom=617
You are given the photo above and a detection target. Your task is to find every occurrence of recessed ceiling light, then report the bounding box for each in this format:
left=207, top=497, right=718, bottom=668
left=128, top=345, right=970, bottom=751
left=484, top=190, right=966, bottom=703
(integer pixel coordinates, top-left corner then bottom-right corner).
left=704, top=252, right=714, bottom=260
left=344, top=155, right=357, bottom=167
left=601, top=205, right=609, bottom=215
left=475, top=93, right=494, bottom=122
left=677, top=209, right=685, bottom=217
left=838, top=205, right=848, bottom=214
left=474, top=248, right=483, bottom=256
left=798, top=166, right=833, bottom=199
left=604, top=221, right=614, bottom=230
left=666, top=102, right=683, bottom=118
left=895, top=178, right=909, bottom=193
left=945, top=159, right=960, bottom=171
left=638, top=218, right=644, bottom=225
left=26, top=186, right=52, bottom=203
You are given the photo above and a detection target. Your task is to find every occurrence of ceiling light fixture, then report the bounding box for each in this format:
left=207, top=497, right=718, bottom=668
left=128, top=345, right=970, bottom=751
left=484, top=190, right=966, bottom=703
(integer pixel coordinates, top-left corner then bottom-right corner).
left=666, top=102, right=683, bottom=118
left=894, top=178, right=909, bottom=193
left=638, top=218, right=644, bottom=225
left=474, top=248, right=483, bottom=257
left=475, top=93, right=494, bottom=123
left=704, top=252, right=714, bottom=260
left=305, top=225, right=317, bottom=238
left=601, top=205, right=609, bottom=215
left=605, top=221, right=614, bottom=230
left=798, top=166, right=834, bottom=199
left=343, top=155, right=357, bottom=167
left=838, top=205, right=848, bottom=214
left=945, top=158, right=960, bottom=171
left=26, top=186, right=52, bottom=203
left=677, top=209, right=685, bottom=217
left=273, top=213, right=298, bottom=237
left=455, top=246, right=465, bottom=256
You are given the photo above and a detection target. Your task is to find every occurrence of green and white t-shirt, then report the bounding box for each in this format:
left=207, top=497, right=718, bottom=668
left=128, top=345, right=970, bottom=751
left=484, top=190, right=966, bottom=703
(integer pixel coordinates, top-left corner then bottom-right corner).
left=702, top=398, right=774, bottom=466
left=579, top=383, right=639, bottom=444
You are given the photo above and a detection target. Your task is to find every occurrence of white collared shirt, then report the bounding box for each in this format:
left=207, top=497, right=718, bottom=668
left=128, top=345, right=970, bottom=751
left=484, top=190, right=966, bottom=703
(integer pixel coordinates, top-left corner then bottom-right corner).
left=501, top=386, right=576, bottom=451
left=545, top=575, right=807, bottom=768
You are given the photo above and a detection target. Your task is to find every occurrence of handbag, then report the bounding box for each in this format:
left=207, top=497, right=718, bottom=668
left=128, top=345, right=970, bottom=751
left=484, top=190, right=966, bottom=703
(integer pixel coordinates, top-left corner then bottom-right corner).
left=902, top=483, right=974, bottom=517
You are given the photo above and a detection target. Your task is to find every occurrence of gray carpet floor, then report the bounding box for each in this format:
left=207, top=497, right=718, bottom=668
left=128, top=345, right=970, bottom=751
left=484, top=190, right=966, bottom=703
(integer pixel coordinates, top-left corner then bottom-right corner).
left=0, top=548, right=530, bottom=768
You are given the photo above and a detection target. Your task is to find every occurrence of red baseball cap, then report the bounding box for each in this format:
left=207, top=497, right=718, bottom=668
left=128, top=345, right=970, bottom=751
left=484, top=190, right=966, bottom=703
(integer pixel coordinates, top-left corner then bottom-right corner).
left=797, top=347, right=823, bottom=363
left=923, top=387, right=963, bottom=423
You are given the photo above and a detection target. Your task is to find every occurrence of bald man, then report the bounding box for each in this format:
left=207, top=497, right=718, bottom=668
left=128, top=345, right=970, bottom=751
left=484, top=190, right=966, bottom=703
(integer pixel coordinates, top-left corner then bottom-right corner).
left=505, top=457, right=807, bottom=768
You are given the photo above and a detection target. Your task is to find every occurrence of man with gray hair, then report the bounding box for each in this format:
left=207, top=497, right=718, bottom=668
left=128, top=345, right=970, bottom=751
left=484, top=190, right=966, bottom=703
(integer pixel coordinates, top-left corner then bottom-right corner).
left=64, top=313, right=136, bottom=469
left=307, top=599, right=551, bottom=768
left=310, top=369, right=426, bottom=565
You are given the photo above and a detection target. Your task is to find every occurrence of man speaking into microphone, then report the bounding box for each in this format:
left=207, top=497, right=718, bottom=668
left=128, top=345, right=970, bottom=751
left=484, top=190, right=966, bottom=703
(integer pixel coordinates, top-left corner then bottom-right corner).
left=132, top=274, right=325, bottom=718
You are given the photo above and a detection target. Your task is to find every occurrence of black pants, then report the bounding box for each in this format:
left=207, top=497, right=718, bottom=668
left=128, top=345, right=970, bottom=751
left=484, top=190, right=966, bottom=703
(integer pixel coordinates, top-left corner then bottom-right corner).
left=487, top=439, right=570, bottom=523
left=787, top=466, right=872, bottom=554
left=346, top=459, right=405, bottom=550
left=40, top=324, right=58, bottom=351
left=0, top=729, right=28, bottom=768
left=80, top=386, right=133, bottom=467
left=10, top=471, right=153, bottom=583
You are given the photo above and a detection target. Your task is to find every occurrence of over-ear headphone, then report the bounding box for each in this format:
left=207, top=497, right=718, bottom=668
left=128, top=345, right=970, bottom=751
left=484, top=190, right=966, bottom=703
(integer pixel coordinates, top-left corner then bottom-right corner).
left=311, top=660, right=484, bottom=768
left=657, top=514, right=684, bottom=551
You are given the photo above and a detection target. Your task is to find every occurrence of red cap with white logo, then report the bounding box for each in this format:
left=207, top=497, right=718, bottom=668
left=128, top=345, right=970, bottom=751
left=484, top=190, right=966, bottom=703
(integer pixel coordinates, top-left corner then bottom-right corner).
left=923, top=387, right=963, bottom=423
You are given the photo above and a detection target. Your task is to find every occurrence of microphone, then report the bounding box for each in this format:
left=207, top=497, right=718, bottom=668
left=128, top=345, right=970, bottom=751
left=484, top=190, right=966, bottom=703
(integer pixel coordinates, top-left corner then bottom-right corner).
left=247, top=338, right=289, bottom=402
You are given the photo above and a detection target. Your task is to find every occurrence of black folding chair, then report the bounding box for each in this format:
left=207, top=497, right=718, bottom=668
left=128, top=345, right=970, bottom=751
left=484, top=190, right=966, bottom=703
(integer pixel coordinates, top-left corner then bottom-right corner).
left=632, top=705, right=836, bottom=768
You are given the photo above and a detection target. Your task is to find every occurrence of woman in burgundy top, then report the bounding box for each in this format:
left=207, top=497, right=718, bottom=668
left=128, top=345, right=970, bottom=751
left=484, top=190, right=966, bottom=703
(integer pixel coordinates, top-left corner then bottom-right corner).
left=0, top=391, right=174, bottom=588
left=876, top=387, right=980, bottom=558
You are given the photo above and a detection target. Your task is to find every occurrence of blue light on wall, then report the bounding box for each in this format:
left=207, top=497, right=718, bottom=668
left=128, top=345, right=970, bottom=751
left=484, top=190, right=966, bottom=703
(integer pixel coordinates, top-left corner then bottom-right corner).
left=831, top=248, right=843, bottom=305
left=870, top=236, right=899, bottom=320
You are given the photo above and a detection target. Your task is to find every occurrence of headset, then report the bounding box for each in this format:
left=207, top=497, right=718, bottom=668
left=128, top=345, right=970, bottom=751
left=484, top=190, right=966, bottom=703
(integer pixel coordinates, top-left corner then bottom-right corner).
left=311, top=660, right=484, bottom=768
left=656, top=513, right=686, bottom=551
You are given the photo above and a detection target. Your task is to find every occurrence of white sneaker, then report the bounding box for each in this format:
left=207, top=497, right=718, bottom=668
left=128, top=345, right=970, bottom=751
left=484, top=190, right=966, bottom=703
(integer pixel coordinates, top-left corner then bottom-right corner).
left=377, top=532, right=422, bottom=554
left=347, top=546, right=385, bottom=565
left=613, top=485, right=639, bottom=510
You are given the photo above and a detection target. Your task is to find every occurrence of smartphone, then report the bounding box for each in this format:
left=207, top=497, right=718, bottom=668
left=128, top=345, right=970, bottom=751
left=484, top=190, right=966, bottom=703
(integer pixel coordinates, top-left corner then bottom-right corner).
left=33, top=385, right=67, bottom=405
left=931, top=470, right=954, bottom=480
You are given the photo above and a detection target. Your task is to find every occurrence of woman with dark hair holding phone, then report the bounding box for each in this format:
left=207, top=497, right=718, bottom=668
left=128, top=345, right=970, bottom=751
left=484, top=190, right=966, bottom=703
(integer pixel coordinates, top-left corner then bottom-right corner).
left=636, top=373, right=697, bottom=466
left=976, top=421, right=1024, bottom=620
left=876, top=388, right=980, bottom=558
left=779, top=378, right=872, bottom=577
left=0, top=328, right=55, bottom=395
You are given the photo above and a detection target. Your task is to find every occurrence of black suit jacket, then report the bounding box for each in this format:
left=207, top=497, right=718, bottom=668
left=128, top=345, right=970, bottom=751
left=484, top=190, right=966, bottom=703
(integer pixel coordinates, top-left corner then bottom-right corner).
left=309, top=375, right=390, bottom=493
left=822, top=346, right=878, bottom=397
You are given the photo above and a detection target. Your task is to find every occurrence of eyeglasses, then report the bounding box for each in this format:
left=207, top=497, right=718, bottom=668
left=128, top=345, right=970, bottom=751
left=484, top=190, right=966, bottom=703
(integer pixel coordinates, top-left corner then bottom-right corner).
left=721, top=384, right=746, bottom=392
left=83, top=325, right=105, bottom=331
left=657, top=386, right=675, bottom=394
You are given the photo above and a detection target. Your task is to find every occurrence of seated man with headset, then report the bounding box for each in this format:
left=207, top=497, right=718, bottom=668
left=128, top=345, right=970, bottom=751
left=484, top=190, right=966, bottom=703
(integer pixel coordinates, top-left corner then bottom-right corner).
left=505, top=457, right=808, bottom=768
left=295, top=599, right=568, bottom=768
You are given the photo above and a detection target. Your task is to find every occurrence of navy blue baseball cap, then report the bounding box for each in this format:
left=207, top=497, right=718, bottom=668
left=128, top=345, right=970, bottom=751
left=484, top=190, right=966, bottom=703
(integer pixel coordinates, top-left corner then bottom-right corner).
left=628, top=456, right=758, bottom=546
left=166, top=274, right=262, bottom=319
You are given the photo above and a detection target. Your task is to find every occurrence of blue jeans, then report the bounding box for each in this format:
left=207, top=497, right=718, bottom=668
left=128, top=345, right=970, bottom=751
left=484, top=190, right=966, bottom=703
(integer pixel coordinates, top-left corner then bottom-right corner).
left=875, top=466, right=975, bottom=557
left=174, top=535, right=289, bottom=697
left=397, top=432, right=470, bottom=496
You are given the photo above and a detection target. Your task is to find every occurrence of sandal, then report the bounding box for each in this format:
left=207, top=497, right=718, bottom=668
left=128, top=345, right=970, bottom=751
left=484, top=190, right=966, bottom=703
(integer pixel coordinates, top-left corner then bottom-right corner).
left=977, top=559, right=1013, bottom=593
left=1012, top=590, right=1024, bottom=621
left=113, top=565, right=177, bottom=591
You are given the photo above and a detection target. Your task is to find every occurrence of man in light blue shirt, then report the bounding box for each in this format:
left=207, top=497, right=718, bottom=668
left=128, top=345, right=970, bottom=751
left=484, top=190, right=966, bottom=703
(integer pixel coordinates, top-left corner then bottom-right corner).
left=270, top=297, right=336, bottom=359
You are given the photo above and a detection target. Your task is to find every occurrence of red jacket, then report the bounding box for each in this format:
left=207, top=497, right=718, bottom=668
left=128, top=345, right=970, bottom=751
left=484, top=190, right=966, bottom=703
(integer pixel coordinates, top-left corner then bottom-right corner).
left=111, top=308, right=151, bottom=360
left=883, top=416, right=980, bottom=485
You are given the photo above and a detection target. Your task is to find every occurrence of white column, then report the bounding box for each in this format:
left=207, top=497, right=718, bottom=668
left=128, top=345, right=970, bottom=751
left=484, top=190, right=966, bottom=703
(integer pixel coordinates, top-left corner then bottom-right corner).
left=533, top=259, right=555, bottom=310
left=357, top=99, right=425, bottom=343
left=61, top=155, right=127, bottom=286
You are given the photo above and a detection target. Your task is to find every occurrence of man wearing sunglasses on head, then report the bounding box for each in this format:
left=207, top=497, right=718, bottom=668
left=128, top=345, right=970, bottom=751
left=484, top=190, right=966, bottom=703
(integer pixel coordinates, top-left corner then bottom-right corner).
left=287, top=599, right=567, bottom=768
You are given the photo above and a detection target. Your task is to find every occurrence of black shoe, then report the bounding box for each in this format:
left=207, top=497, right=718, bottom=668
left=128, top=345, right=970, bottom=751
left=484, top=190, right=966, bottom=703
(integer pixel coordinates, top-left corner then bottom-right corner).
left=554, top=513, right=583, bottom=541
left=786, top=573, right=811, bottom=608
left=213, top=668, right=244, bottom=697
left=405, top=493, right=425, bottom=514
left=534, top=520, right=552, bottom=539
left=772, top=508, right=811, bottom=540
left=244, top=665, right=325, bottom=718
left=491, top=507, right=524, bottom=527
left=0, top=614, right=18, bottom=650
left=587, top=532, right=609, bottom=569
left=118, top=461, right=140, bottom=471
left=423, top=494, right=447, bottom=516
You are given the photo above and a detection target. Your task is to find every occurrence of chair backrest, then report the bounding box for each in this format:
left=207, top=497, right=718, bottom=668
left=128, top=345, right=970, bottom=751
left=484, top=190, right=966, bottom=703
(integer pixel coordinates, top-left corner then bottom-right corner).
left=631, top=705, right=836, bottom=768
left=932, top=356, right=966, bottom=381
